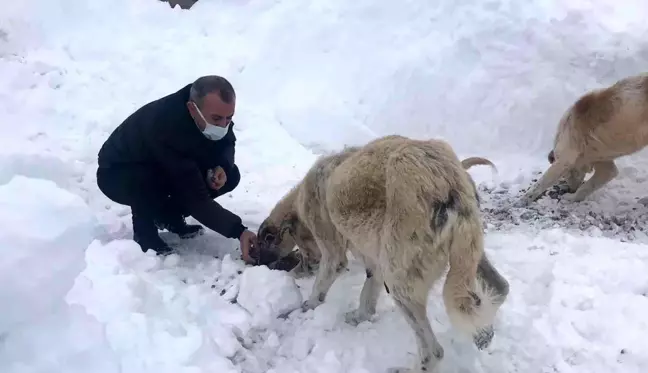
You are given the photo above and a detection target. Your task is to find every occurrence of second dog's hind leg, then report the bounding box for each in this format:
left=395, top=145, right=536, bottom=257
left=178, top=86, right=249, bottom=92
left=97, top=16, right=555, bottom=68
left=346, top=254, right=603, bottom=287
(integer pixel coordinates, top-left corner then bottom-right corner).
left=563, top=160, right=618, bottom=202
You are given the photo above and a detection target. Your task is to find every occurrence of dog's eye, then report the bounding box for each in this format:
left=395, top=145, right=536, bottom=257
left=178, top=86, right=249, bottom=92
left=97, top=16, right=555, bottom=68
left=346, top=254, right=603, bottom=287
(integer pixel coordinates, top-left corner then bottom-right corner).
left=264, top=233, right=276, bottom=243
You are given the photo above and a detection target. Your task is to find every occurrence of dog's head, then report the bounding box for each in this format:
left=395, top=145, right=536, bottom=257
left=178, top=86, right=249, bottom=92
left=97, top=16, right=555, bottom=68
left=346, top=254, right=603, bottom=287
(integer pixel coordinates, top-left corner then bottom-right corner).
left=253, top=212, right=299, bottom=266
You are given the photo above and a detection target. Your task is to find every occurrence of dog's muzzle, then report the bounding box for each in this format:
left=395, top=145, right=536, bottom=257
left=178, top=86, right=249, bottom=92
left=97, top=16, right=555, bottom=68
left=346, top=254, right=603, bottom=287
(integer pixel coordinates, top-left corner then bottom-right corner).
left=249, top=241, right=282, bottom=266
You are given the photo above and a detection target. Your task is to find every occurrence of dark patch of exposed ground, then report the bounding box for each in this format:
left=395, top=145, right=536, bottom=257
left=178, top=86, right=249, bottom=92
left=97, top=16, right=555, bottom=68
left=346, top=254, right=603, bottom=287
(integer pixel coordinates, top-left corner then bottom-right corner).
left=478, top=171, right=648, bottom=243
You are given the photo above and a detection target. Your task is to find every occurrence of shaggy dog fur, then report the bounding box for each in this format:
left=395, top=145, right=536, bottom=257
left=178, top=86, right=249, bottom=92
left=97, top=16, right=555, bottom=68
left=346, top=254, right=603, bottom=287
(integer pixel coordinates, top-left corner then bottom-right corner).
left=255, top=135, right=509, bottom=373
left=520, top=73, right=648, bottom=204
left=258, top=155, right=498, bottom=278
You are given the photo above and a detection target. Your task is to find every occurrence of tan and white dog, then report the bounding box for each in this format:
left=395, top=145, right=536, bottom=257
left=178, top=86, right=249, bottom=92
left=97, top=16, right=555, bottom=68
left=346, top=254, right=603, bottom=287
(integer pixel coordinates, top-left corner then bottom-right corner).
left=256, top=135, right=509, bottom=373
left=519, top=73, right=648, bottom=205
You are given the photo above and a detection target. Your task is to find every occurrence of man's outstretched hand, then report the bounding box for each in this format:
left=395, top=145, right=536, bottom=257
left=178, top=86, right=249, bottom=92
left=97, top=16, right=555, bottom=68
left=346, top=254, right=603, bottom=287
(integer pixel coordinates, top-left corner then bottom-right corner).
left=239, top=229, right=257, bottom=263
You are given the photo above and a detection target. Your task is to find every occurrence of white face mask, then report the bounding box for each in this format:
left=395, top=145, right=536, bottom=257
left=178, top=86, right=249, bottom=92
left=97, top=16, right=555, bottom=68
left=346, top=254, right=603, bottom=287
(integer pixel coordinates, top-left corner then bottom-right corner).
left=203, top=122, right=230, bottom=141
left=193, top=103, right=230, bottom=141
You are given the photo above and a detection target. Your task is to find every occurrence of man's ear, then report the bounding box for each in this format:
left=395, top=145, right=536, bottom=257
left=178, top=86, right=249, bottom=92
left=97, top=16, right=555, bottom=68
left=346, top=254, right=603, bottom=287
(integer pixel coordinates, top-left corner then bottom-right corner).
left=278, top=212, right=298, bottom=239
left=187, top=101, right=204, bottom=130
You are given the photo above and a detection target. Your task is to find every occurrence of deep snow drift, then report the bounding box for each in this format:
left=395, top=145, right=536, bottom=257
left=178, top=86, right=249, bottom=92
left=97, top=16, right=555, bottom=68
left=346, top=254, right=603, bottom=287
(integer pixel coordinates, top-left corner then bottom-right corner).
left=1, top=0, right=648, bottom=372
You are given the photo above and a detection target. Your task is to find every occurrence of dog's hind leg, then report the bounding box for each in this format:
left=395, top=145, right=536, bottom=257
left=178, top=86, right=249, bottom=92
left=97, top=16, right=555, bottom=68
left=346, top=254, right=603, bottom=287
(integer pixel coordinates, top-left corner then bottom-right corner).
left=563, top=160, right=618, bottom=202
left=345, top=261, right=382, bottom=325
left=381, top=242, right=447, bottom=373
left=385, top=276, right=444, bottom=373
left=301, top=239, right=344, bottom=311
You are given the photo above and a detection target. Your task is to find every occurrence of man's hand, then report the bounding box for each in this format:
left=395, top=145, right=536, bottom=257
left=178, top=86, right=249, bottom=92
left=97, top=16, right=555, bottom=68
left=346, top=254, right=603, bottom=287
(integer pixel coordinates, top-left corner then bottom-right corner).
left=208, top=166, right=227, bottom=190
left=239, top=229, right=257, bottom=263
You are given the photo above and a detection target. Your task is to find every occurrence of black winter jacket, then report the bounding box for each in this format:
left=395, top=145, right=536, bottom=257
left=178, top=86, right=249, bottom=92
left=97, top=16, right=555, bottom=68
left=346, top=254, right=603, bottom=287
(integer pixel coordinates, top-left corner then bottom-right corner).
left=97, top=84, right=246, bottom=239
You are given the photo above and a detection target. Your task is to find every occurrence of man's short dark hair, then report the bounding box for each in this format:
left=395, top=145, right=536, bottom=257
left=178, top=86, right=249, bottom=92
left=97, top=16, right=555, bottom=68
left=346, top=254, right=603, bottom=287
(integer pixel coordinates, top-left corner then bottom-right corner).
left=189, top=75, right=236, bottom=107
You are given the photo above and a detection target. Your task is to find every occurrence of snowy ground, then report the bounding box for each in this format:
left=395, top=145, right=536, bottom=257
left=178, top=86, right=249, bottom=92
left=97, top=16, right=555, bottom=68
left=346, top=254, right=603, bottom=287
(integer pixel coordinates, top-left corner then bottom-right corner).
left=2, top=0, right=648, bottom=372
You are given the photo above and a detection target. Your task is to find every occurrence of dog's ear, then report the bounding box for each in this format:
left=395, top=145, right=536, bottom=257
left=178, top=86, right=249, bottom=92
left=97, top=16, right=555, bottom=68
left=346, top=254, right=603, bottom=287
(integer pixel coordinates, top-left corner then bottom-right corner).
left=547, top=150, right=555, bottom=164
left=257, top=219, right=278, bottom=246
left=278, top=212, right=298, bottom=239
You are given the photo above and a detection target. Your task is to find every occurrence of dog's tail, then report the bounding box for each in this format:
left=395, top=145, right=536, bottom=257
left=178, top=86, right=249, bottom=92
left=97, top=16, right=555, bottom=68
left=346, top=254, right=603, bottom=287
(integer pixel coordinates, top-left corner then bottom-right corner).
left=442, top=222, right=505, bottom=337
left=382, top=141, right=503, bottom=336
left=442, top=158, right=505, bottom=335
left=461, top=156, right=496, bottom=171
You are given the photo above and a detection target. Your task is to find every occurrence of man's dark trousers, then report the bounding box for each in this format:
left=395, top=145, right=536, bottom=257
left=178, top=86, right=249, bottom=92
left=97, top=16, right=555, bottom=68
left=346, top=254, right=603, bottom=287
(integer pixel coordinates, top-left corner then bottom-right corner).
left=97, top=163, right=241, bottom=250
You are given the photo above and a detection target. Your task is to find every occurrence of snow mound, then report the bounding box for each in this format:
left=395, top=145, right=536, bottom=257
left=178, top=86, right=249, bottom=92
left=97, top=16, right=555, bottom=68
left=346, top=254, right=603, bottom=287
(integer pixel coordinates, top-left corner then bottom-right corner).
left=1, top=304, right=119, bottom=373
left=66, top=240, right=305, bottom=372
left=0, top=175, right=95, bottom=336
left=3, top=0, right=648, bottom=372
left=237, top=266, right=304, bottom=326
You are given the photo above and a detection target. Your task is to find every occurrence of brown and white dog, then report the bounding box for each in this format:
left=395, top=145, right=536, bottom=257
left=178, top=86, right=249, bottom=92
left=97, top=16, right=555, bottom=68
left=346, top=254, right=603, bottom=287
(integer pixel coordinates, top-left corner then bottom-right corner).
left=519, top=73, right=648, bottom=205
left=255, top=135, right=508, bottom=373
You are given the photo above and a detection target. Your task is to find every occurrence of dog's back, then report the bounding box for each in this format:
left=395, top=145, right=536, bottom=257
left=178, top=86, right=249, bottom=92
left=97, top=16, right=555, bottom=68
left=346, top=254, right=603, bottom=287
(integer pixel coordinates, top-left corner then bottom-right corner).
left=521, top=73, right=648, bottom=204
left=556, top=73, right=648, bottom=161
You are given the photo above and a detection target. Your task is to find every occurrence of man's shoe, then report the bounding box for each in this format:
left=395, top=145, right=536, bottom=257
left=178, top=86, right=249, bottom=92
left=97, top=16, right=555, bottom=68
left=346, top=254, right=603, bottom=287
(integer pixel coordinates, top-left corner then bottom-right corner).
left=133, top=231, right=175, bottom=256
left=155, top=216, right=205, bottom=239
left=132, top=212, right=174, bottom=255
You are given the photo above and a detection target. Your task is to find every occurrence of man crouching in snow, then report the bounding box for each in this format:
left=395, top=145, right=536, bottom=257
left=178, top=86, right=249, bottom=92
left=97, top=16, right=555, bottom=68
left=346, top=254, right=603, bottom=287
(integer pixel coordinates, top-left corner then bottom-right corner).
left=96, top=75, right=257, bottom=258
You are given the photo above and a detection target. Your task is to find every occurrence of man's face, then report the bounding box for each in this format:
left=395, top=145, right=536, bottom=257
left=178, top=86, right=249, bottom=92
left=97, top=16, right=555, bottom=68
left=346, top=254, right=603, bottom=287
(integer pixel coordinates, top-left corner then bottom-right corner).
left=188, top=92, right=235, bottom=131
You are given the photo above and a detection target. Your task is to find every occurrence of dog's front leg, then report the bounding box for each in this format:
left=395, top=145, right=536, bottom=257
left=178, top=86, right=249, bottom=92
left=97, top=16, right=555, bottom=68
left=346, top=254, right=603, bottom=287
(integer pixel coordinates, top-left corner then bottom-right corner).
left=288, top=253, right=316, bottom=279
left=345, top=266, right=382, bottom=325
left=301, top=243, right=342, bottom=311
left=517, top=160, right=572, bottom=206
left=565, top=166, right=588, bottom=192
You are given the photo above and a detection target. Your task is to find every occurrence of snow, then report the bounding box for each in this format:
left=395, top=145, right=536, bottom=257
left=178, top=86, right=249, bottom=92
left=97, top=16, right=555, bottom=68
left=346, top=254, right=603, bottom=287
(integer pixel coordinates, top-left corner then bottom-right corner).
left=1, top=0, right=648, bottom=372
left=0, top=175, right=95, bottom=338
left=237, top=266, right=304, bottom=326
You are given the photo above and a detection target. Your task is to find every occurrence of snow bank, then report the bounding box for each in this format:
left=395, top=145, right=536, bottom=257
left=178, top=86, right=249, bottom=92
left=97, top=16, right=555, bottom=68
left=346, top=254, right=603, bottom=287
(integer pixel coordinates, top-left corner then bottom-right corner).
left=0, top=175, right=95, bottom=336
left=66, top=240, right=244, bottom=371
left=3, top=0, right=647, bottom=165
left=2, top=0, right=648, bottom=372
left=65, top=239, right=308, bottom=372
left=2, top=305, right=119, bottom=373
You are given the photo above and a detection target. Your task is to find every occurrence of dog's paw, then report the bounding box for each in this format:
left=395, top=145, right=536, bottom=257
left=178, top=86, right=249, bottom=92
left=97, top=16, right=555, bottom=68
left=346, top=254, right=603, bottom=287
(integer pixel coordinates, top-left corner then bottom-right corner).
left=561, top=193, right=583, bottom=203
left=344, top=309, right=371, bottom=326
